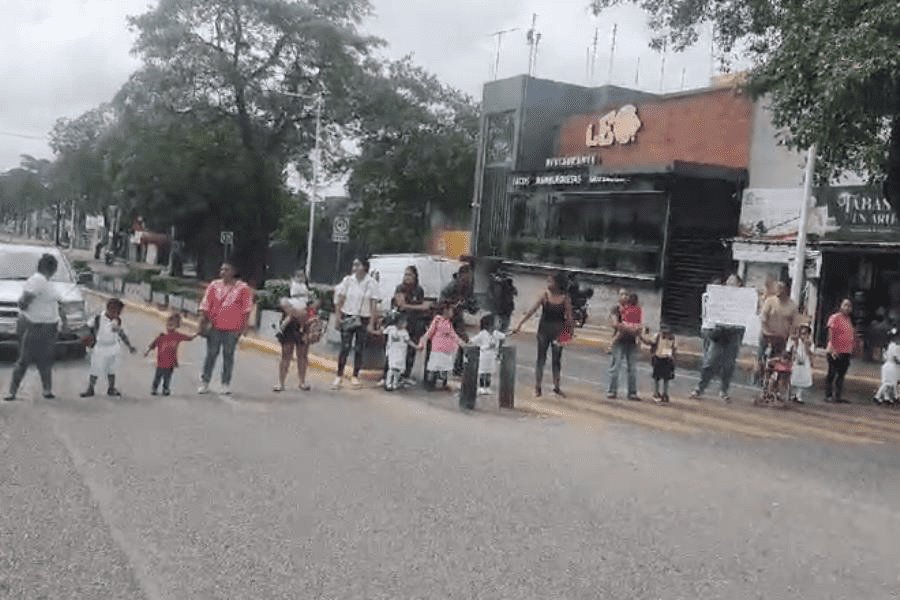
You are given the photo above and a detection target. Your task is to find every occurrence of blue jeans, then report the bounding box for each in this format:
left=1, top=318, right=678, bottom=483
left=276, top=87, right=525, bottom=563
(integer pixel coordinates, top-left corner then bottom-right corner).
left=202, top=328, right=240, bottom=385
left=608, top=341, right=637, bottom=396
left=696, top=327, right=744, bottom=394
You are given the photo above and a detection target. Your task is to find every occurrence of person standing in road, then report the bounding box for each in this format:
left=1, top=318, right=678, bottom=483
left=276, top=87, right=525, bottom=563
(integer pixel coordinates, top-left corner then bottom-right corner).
left=392, top=265, right=431, bottom=383
left=4, top=254, right=65, bottom=401
left=607, top=291, right=643, bottom=401
left=439, top=264, right=477, bottom=376
left=198, top=261, right=254, bottom=396
left=757, top=281, right=799, bottom=380
left=332, top=258, right=379, bottom=390
left=513, top=271, right=574, bottom=398
left=825, top=298, right=856, bottom=403
left=692, top=274, right=745, bottom=402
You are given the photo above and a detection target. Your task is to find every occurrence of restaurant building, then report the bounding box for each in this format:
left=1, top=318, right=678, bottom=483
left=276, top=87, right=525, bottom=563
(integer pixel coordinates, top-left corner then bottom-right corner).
left=471, top=75, right=753, bottom=333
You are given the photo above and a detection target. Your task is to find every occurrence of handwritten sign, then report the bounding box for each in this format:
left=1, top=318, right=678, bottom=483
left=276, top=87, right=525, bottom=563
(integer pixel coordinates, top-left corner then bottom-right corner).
left=702, top=285, right=761, bottom=346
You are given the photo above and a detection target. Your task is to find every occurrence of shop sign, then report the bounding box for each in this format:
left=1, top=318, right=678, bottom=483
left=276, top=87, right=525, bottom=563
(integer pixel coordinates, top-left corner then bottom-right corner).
left=544, top=155, right=597, bottom=169
left=535, top=173, right=582, bottom=186
left=589, top=175, right=630, bottom=185
left=585, top=105, right=642, bottom=148
left=822, top=187, right=898, bottom=231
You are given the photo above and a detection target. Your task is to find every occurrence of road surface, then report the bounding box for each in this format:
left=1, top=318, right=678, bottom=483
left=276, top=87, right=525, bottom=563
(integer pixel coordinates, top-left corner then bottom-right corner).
left=2, top=303, right=899, bottom=599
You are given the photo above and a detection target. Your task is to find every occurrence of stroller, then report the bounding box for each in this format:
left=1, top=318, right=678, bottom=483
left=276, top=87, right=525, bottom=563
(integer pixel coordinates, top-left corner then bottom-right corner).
left=755, top=341, right=792, bottom=408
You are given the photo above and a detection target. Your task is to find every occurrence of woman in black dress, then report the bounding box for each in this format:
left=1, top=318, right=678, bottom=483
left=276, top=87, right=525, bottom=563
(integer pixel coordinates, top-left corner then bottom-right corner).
left=392, top=266, right=432, bottom=382
left=274, top=297, right=312, bottom=392
left=513, top=271, right=574, bottom=397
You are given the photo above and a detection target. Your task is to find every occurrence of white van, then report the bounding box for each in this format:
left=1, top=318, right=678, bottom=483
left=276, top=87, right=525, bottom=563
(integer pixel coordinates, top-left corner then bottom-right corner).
left=368, top=254, right=462, bottom=309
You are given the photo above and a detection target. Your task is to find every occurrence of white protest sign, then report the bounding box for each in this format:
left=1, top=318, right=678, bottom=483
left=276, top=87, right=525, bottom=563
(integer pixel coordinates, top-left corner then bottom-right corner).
left=702, top=285, right=761, bottom=346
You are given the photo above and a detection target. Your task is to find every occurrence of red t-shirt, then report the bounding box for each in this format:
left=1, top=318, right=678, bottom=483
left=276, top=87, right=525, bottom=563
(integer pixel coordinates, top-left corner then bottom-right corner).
left=620, top=305, right=643, bottom=326
left=827, top=312, right=855, bottom=355
left=151, top=331, right=193, bottom=369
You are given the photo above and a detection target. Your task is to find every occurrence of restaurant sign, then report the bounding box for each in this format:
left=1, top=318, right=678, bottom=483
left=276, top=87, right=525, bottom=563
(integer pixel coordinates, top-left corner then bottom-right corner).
left=512, top=173, right=632, bottom=188
left=585, top=105, right=642, bottom=148
left=544, top=155, right=597, bottom=169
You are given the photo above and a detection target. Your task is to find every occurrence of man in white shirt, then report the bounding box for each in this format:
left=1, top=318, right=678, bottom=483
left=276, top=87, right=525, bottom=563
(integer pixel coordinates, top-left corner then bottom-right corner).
left=5, top=254, right=65, bottom=401
left=332, top=257, right=380, bottom=389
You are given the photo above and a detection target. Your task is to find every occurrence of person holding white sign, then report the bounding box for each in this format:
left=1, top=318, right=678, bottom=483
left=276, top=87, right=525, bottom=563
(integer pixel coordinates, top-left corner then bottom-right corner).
left=692, top=275, right=745, bottom=402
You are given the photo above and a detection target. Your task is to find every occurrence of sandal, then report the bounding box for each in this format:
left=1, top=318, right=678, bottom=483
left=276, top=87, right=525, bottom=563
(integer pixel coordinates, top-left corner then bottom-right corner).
left=299, top=384, right=311, bottom=391
left=273, top=384, right=284, bottom=392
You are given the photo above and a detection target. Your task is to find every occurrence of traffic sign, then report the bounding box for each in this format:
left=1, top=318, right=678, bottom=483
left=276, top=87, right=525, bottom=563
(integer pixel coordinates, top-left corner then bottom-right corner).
left=220, top=231, right=234, bottom=246
left=332, top=216, right=350, bottom=244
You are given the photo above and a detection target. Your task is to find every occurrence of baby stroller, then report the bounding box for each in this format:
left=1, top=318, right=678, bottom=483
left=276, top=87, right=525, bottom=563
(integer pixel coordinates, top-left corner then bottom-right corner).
left=755, top=343, right=792, bottom=408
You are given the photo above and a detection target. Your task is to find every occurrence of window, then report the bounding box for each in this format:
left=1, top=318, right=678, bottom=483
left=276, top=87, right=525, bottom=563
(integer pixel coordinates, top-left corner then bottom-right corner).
left=485, top=111, right=515, bottom=164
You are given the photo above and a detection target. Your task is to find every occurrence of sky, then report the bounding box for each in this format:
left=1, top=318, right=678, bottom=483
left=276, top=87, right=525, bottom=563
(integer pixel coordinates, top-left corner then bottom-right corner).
left=0, top=0, right=727, bottom=173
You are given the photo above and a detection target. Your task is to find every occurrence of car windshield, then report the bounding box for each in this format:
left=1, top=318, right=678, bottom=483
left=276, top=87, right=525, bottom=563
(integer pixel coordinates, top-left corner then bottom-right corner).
left=0, top=251, right=73, bottom=283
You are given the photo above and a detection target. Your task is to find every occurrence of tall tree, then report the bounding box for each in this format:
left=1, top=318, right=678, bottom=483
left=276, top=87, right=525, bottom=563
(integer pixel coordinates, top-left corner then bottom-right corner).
left=348, top=59, right=479, bottom=252
left=126, top=0, right=380, bottom=284
left=590, top=0, right=900, bottom=215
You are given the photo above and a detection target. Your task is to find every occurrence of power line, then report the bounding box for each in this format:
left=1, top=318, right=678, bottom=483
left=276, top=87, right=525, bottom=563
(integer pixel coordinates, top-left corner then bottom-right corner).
left=0, top=130, right=46, bottom=141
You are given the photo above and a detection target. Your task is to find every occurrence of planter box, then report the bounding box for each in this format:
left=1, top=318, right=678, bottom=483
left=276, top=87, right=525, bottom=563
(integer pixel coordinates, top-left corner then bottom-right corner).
left=112, top=278, right=124, bottom=294
left=123, top=283, right=144, bottom=300
left=182, top=298, right=199, bottom=315
left=522, top=253, right=539, bottom=263
left=169, top=295, right=184, bottom=311
left=258, top=310, right=283, bottom=341
left=152, top=292, right=168, bottom=306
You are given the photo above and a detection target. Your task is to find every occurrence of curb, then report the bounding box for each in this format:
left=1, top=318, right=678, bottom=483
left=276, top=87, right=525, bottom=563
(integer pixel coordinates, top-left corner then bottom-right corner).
left=84, top=290, right=382, bottom=381
left=515, top=323, right=881, bottom=389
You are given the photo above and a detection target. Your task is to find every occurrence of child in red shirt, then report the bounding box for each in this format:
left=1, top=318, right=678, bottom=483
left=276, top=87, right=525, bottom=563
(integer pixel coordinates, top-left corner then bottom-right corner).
left=611, top=293, right=643, bottom=347
left=145, top=313, right=197, bottom=396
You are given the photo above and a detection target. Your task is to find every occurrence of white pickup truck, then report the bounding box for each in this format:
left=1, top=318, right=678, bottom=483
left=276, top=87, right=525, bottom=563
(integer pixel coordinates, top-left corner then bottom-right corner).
left=0, top=243, right=90, bottom=357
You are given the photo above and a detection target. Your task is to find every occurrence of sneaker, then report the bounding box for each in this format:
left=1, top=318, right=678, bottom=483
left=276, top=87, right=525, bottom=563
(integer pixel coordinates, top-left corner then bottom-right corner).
left=627, top=394, right=642, bottom=402
left=151, top=390, right=159, bottom=396
left=80, top=389, right=95, bottom=398
left=719, top=392, right=731, bottom=402
left=662, top=394, right=671, bottom=404
left=198, top=383, right=210, bottom=395
left=606, top=392, right=617, bottom=400
left=273, top=384, right=284, bottom=392
left=534, top=387, right=542, bottom=398
left=107, top=388, right=121, bottom=397
left=220, top=385, right=232, bottom=396
left=331, top=377, right=343, bottom=390
left=299, top=383, right=311, bottom=391
left=552, top=387, right=566, bottom=398
left=163, top=389, right=171, bottom=397
left=351, top=377, right=361, bottom=388
left=377, top=378, right=386, bottom=387
left=3, top=394, right=17, bottom=402
left=42, top=392, right=55, bottom=399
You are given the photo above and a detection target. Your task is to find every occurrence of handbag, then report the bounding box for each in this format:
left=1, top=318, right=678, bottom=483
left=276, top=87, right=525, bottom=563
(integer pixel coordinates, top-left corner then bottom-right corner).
left=340, top=279, right=369, bottom=332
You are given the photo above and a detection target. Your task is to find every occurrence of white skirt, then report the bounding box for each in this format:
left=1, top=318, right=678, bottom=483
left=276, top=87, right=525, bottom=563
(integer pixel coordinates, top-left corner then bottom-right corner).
left=90, top=344, right=121, bottom=377
left=791, top=362, right=813, bottom=388
left=427, top=351, right=455, bottom=373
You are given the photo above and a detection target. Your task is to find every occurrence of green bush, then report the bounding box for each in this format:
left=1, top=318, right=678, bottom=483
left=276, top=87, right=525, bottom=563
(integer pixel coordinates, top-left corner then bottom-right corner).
left=124, top=267, right=157, bottom=284
left=71, top=260, right=90, bottom=272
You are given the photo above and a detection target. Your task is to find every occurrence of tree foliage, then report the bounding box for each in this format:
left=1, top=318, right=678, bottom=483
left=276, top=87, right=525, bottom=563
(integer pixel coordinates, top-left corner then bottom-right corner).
left=590, top=0, right=900, bottom=214
left=348, top=58, right=479, bottom=252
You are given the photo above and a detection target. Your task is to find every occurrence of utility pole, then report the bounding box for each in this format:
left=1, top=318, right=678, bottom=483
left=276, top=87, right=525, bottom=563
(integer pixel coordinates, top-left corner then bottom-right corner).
left=659, top=40, right=668, bottom=92
left=589, top=27, right=599, bottom=84
left=680, top=67, right=687, bottom=91
left=306, top=93, right=323, bottom=281
left=489, top=27, right=519, bottom=80
left=634, top=57, right=641, bottom=86
left=526, top=14, right=541, bottom=76
left=791, top=145, right=817, bottom=304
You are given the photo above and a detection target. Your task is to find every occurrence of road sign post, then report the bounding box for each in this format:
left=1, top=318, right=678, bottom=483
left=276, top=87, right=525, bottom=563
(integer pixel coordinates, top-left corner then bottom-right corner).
left=331, top=216, right=350, bottom=244
left=220, top=230, right=234, bottom=261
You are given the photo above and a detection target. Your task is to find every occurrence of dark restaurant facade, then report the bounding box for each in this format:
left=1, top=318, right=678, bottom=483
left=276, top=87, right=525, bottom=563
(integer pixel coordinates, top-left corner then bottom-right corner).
left=471, top=75, right=754, bottom=333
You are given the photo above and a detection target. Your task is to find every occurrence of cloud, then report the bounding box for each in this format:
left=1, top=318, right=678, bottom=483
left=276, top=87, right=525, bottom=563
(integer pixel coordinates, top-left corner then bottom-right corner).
left=0, top=0, right=735, bottom=171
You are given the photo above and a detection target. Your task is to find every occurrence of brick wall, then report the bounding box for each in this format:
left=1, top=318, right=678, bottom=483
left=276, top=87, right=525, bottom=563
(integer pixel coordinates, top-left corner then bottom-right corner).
left=556, top=88, right=753, bottom=170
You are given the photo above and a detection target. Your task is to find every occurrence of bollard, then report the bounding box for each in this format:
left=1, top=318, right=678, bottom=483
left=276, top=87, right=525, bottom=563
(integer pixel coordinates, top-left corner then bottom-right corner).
left=498, top=345, right=516, bottom=409
left=459, top=346, right=480, bottom=411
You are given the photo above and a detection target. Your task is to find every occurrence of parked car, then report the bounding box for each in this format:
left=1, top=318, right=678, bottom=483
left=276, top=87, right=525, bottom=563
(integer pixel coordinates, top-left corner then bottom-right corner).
left=0, top=243, right=90, bottom=357
left=368, top=254, right=462, bottom=310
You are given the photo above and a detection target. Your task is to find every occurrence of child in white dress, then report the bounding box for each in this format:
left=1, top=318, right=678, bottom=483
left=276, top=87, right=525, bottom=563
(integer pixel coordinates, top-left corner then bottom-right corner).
left=786, top=323, right=814, bottom=404
left=81, top=298, right=137, bottom=397
left=874, top=328, right=899, bottom=405
left=383, top=314, right=418, bottom=391
left=469, top=314, right=506, bottom=395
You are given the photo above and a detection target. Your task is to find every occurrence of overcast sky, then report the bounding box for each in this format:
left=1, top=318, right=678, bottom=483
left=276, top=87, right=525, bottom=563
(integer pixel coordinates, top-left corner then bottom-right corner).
left=0, top=0, right=724, bottom=172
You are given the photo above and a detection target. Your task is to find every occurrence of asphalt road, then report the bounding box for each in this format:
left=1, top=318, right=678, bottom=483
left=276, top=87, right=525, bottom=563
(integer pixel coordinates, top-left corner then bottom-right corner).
left=2, top=304, right=900, bottom=600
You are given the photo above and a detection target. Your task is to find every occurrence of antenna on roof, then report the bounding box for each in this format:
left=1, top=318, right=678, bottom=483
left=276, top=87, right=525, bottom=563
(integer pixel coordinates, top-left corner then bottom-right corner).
left=607, top=24, right=617, bottom=84
left=526, top=13, right=542, bottom=76
left=634, top=56, right=641, bottom=87
left=488, top=27, right=520, bottom=80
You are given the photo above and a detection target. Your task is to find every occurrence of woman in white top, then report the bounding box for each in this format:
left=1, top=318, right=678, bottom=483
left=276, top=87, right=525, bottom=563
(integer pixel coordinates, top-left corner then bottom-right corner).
left=874, top=328, right=899, bottom=404
left=332, top=258, right=380, bottom=389
left=289, top=269, right=310, bottom=310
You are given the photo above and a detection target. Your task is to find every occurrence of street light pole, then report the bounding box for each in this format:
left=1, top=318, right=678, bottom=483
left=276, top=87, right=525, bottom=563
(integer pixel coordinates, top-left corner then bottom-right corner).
left=791, top=144, right=817, bottom=305
left=306, top=94, right=323, bottom=281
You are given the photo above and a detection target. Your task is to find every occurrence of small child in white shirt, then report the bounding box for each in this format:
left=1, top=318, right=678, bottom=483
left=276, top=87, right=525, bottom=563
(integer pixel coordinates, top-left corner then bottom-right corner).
left=383, top=314, right=418, bottom=391
left=874, top=328, right=899, bottom=405
left=469, top=314, right=506, bottom=395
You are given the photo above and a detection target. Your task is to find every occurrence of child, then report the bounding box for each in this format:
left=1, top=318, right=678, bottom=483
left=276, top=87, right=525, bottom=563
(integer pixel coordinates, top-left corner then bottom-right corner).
left=874, top=327, right=899, bottom=405
left=470, top=314, right=506, bottom=395
left=145, top=313, right=197, bottom=396
left=642, top=324, right=676, bottom=403
left=786, top=323, right=814, bottom=404
left=420, top=303, right=466, bottom=390
left=382, top=313, right=419, bottom=391
left=81, top=298, right=136, bottom=397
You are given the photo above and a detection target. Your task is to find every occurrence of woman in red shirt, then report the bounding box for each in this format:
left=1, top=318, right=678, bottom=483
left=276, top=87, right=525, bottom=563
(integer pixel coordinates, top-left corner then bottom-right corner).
left=825, top=298, right=855, bottom=403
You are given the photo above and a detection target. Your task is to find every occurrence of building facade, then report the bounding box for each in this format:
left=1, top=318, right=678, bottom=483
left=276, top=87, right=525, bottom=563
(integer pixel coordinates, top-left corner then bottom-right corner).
left=471, top=75, right=753, bottom=333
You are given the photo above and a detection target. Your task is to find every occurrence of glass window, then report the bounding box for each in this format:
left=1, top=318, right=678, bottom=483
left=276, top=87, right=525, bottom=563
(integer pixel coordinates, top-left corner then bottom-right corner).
left=485, top=111, right=515, bottom=164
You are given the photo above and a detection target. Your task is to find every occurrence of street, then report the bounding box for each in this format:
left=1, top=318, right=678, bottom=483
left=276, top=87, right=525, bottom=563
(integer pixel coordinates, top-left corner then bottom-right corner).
left=2, top=301, right=900, bottom=599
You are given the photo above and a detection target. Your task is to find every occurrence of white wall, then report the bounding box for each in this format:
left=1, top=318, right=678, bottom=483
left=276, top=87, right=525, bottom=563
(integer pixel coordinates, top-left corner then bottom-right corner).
left=748, top=99, right=806, bottom=189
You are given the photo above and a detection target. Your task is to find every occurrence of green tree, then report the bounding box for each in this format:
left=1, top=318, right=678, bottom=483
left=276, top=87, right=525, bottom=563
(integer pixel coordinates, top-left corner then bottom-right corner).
left=125, top=0, right=381, bottom=283
left=0, top=156, right=55, bottom=232
left=590, top=0, right=900, bottom=214
left=49, top=105, right=116, bottom=214
left=348, top=59, right=479, bottom=252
